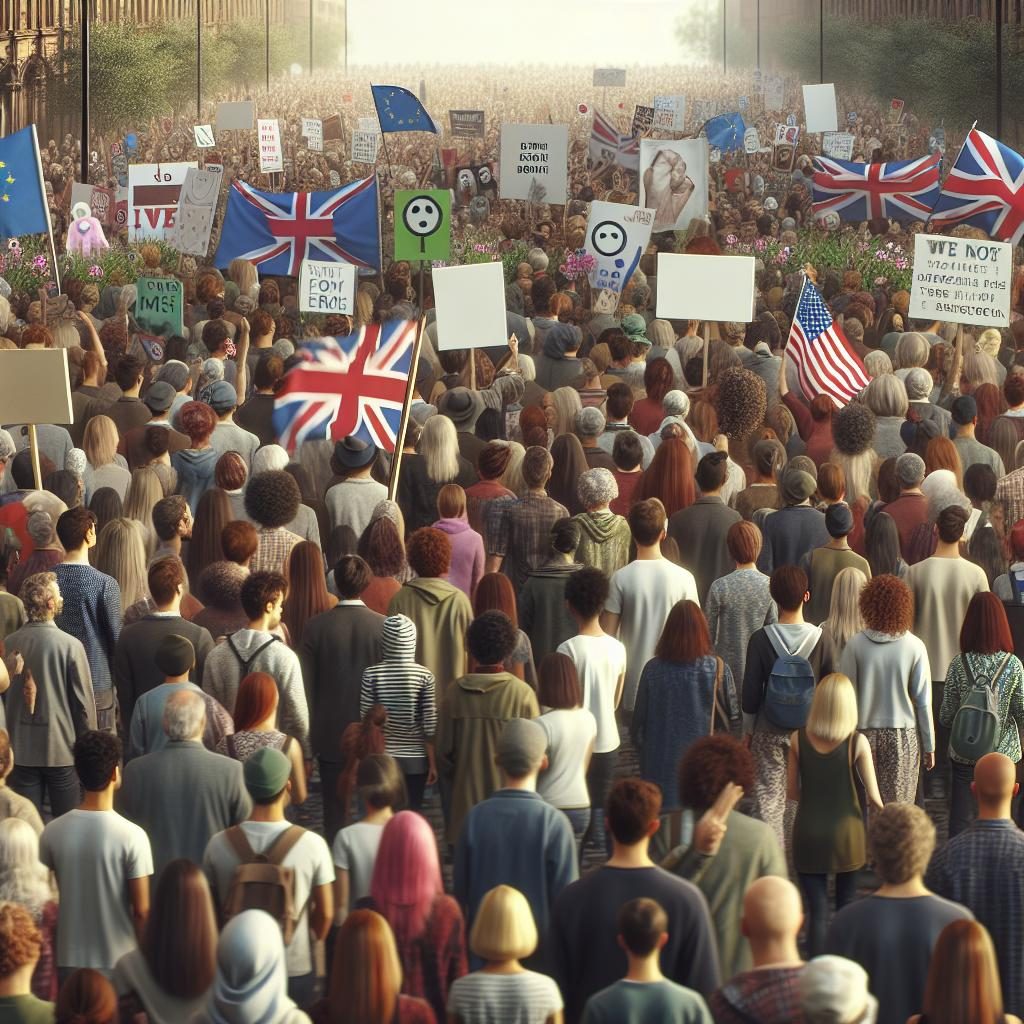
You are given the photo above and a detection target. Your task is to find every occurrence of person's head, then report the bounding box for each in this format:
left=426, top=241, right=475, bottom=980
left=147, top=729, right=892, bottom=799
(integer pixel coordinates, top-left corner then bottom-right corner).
left=769, top=565, right=808, bottom=614
left=926, top=436, right=964, bottom=490
left=206, top=910, right=290, bottom=1024
left=0, top=901, right=41, bottom=981
left=537, top=652, right=581, bottom=710
left=868, top=803, right=935, bottom=886
left=960, top=591, right=1014, bottom=656
left=815, top=462, right=845, bottom=504
left=20, top=571, right=61, bottom=623
left=82, top=414, right=119, bottom=469
left=470, top=885, right=538, bottom=965
left=357, top=753, right=405, bottom=813
left=243, top=746, right=292, bottom=807
left=806, top=673, right=859, bottom=743
left=162, top=689, right=206, bottom=742
left=564, top=565, right=609, bottom=622
left=466, top=610, right=517, bottom=666
left=605, top=382, right=635, bottom=422
left=420, top=413, right=460, bottom=485
left=695, top=451, right=729, bottom=495
left=678, top=734, right=755, bottom=814
left=655, top=600, right=711, bottom=663
left=370, top=811, right=443, bottom=943
left=973, top=751, right=1019, bottom=815
left=151, top=494, right=191, bottom=543
left=326, top=909, right=405, bottom=1024
left=577, top=467, right=618, bottom=512
left=334, top=554, right=372, bottom=599
left=495, top=718, right=548, bottom=781
left=112, top=353, right=145, bottom=393
left=56, top=506, right=96, bottom=552
left=628, top=498, right=667, bottom=548
left=477, top=441, right=512, bottom=482
left=859, top=573, right=913, bottom=635
left=825, top=501, right=854, bottom=540
left=244, top=470, right=300, bottom=529
left=55, top=968, right=118, bottom=1024
left=612, top=430, right=644, bottom=473
left=864, top=372, right=909, bottom=418
left=239, top=570, right=287, bottom=627
left=436, top=483, right=466, bottom=521
left=405, top=527, right=451, bottom=579
left=522, top=445, right=554, bottom=490
left=73, top=730, right=121, bottom=794
left=616, top=898, right=669, bottom=963
left=605, top=777, right=661, bottom=847
left=635, top=438, right=696, bottom=517
left=740, top=876, right=804, bottom=953
left=922, top=919, right=1008, bottom=1024
left=177, top=401, right=218, bottom=447
left=801, top=955, right=877, bottom=1024
left=147, top=556, right=185, bottom=611
left=232, top=672, right=279, bottom=732
left=221, top=520, right=258, bottom=567
left=717, top=367, right=767, bottom=440
left=726, top=520, right=762, bottom=567
left=214, top=451, right=247, bottom=493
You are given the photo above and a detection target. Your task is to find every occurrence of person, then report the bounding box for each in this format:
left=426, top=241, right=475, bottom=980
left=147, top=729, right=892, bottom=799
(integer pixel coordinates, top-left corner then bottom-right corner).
left=801, top=503, right=871, bottom=626
left=633, top=436, right=694, bottom=516
left=0, top=902, right=53, bottom=1023
left=356, top=514, right=407, bottom=614
left=734, top=438, right=785, bottom=521
left=52, top=507, right=120, bottom=734
left=447, top=885, right=564, bottom=1024
left=436, top=611, right=539, bottom=846
left=517, top=519, right=583, bottom=664
left=603, top=499, right=698, bottom=714
left=757, top=467, right=830, bottom=574
left=360, top=614, right=437, bottom=812
left=325, top=437, right=387, bottom=540
left=707, top=876, right=806, bottom=1024
left=388, top=528, right=473, bottom=699
left=310, top=909, right=435, bottom=1024
left=202, top=747, right=334, bottom=1007
left=368, top=811, right=467, bottom=1021
left=952, top=394, right=1006, bottom=477
left=632, top=601, right=738, bottom=806
left=149, top=493, right=193, bottom=564
left=433, top=484, right=484, bottom=600
left=206, top=382, right=260, bottom=467
left=884, top=452, right=933, bottom=563
left=865, top=508, right=907, bottom=578
left=331, top=754, right=403, bottom=919
left=819, top=565, right=867, bottom=662
left=8, top=514, right=62, bottom=604
left=547, top=778, right=720, bottom=1024
left=191, top=910, right=312, bottom=1023
left=926, top=752, right=1024, bottom=1018
left=473, top=574, right=536, bottom=685
left=279, top=542, right=335, bottom=651
left=993, top=518, right=1024, bottom=602
left=571, top=469, right=631, bottom=579
left=0, top=733, right=43, bottom=835
left=667, top=452, right=742, bottom=605
left=112, top=859, right=218, bottom=1024
left=840, top=573, right=934, bottom=805
left=548, top=434, right=590, bottom=518
left=172, top=401, right=220, bottom=514
left=610, top=431, right=644, bottom=515
left=788, top=673, right=884, bottom=957
left=81, top=415, right=130, bottom=504
left=101, top=354, right=150, bottom=437
left=454, top=719, right=577, bottom=957
left=799, top=955, right=878, bottom=1024
left=826, top=804, right=973, bottom=1024
left=39, top=731, right=152, bottom=978
left=245, top=470, right=303, bottom=575
left=908, top=918, right=1022, bottom=1024
left=535, top=321, right=584, bottom=391
left=120, top=381, right=190, bottom=473
left=3, top=572, right=95, bottom=819
left=93, top=517, right=148, bottom=615
left=580, top=897, right=712, bottom=1024
left=780, top=359, right=835, bottom=465
left=397, top=414, right=476, bottom=533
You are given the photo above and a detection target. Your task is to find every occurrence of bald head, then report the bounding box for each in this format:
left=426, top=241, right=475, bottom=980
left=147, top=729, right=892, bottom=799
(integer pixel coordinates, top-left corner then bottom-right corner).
left=742, top=876, right=803, bottom=944
left=973, top=752, right=1018, bottom=810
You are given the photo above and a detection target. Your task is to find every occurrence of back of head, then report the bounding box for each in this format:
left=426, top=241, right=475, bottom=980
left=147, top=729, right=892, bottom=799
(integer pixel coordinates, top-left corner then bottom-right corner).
left=973, top=752, right=1017, bottom=809
left=617, top=898, right=668, bottom=958
left=742, top=876, right=803, bottom=946
left=627, top=498, right=666, bottom=547
left=56, top=968, right=118, bottom=1024
left=73, top=731, right=122, bottom=793
left=801, top=955, right=876, bottom=1024
left=869, top=803, right=935, bottom=885
left=606, top=777, right=661, bottom=846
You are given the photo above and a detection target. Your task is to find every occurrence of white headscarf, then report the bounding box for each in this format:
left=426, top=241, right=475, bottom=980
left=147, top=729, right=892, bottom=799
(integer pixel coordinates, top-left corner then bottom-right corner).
left=251, top=445, right=289, bottom=476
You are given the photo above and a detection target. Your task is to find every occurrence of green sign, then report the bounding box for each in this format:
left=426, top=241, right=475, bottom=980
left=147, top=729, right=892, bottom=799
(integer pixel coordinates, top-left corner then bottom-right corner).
left=135, top=276, right=184, bottom=338
left=394, top=189, right=451, bottom=262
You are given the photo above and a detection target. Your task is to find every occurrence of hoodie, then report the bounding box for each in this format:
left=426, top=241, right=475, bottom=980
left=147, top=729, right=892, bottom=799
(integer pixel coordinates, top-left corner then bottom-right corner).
left=432, top=517, right=484, bottom=600
left=171, top=446, right=219, bottom=514
left=518, top=560, right=583, bottom=662
left=571, top=510, right=632, bottom=577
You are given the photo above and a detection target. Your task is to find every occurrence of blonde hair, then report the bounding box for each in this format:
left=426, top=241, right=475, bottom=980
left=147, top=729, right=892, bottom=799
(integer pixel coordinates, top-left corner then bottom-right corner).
left=95, top=517, right=149, bottom=613
left=469, top=885, right=538, bottom=962
left=228, top=258, right=258, bottom=297
left=354, top=290, right=374, bottom=328
left=420, top=414, right=460, bottom=484
left=823, top=567, right=868, bottom=656
left=894, top=332, right=929, bottom=370
left=123, top=467, right=164, bottom=553
left=863, top=350, right=893, bottom=379
left=551, top=386, right=583, bottom=438
left=501, top=442, right=527, bottom=497
left=82, top=415, right=119, bottom=469
left=830, top=449, right=876, bottom=503
left=806, top=672, right=860, bottom=743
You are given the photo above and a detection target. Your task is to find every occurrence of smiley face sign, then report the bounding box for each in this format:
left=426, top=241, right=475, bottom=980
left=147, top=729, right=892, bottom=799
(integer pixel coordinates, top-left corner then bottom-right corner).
left=584, top=201, right=656, bottom=303
left=402, top=194, right=444, bottom=245
left=590, top=220, right=628, bottom=258
left=394, top=188, right=451, bottom=262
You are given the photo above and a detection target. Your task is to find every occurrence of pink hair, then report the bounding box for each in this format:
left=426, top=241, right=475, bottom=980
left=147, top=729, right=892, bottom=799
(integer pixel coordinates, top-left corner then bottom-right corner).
left=369, top=811, right=442, bottom=943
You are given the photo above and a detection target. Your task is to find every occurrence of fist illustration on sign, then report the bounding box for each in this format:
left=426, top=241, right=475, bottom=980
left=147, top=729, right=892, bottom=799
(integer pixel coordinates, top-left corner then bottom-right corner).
left=644, top=149, right=695, bottom=231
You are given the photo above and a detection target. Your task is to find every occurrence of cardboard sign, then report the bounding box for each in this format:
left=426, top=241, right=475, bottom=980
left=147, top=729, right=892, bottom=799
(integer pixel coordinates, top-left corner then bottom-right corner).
left=135, top=277, right=184, bottom=338
left=822, top=132, right=856, bottom=160
left=70, top=182, right=115, bottom=227
left=323, top=115, right=344, bottom=142
left=775, top=124, right=800, bottom=146
left=0, top=349, right=72, bottom=425
left=193, top=124, right=215, bottom=148
left=638, top=138, right=709, bottom=232
left=738, top=95, right=749, bottom=110
left=631, top=105, right=655, bottom=137
left=127, top=162, right=196, bottom=241
left=215, top=101, right=255, bottom=132
left=743, top=128, right=761, bottom=154
left=394, top=189, right=451, bottom=262
left=888, top=98, right=906, bottom=124
left=258, top=119, right=283, bottom=173
left=169, top=165, right=223, bottom=257
left=584, top=201, right=655, bottom=305
left=449, top=110, right=485, bottom=139
left=432, top=262, right=507, bottom=352
left=803, top=83, right=838, bottom=133
left=298, top=260, right=356, bottom=315
left=498, top=124, right=569, bottom=205
left=655, top=253, right=756, bottom=321
left=764, top=75, right=785, bottom=112
left=653, top=95, right=686, bottom=132
left=909, top=234, right=1012, bottom=327
left=593, top=68, right=626, bottom=87
left=351, top=131, right=380, bottom=164
left=302, top=118, right=323, bottom=152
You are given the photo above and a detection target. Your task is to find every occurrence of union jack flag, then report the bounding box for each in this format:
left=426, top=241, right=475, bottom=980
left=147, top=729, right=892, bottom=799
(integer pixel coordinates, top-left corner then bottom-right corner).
left=812, top=153, right=941, bottom=223
left=272, top=320, right=417, bottom=453
left=589, top=110, right=640, bottom=172
left=930, top=128, right=1024, bottom=245
left=214, top=176, right=380, bottom=276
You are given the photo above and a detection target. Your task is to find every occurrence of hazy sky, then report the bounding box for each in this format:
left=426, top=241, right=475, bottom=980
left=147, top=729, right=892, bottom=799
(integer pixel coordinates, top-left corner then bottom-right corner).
left=347, top=0, right=687, bottom=66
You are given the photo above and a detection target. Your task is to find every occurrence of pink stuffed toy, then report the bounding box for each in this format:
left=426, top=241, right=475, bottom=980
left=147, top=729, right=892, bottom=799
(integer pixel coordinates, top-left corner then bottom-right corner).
left=66, top=201, right=109, bottom=258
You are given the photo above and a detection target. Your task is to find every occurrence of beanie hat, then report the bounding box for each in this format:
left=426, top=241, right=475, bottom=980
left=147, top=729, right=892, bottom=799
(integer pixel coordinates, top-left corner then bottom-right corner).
left=156, top=360, right=190, bottom=392
left=575, top=407, right=606, bottom=437
left=753, top=438, right=786, bottom=477
left=155, top=634, right=195, bottom=677
left=662, top=390, right=690, bottom=418
left=495, top=719, right=547, bottom=777
left=64, top=448, right=87, bottom=478
left=543, top=322, right=583, bottom=359
left=243, top=747, right=292, bottom=801
left=781, top=468, right=817, bottom=505
left=825, top=502, right=854, bottom=538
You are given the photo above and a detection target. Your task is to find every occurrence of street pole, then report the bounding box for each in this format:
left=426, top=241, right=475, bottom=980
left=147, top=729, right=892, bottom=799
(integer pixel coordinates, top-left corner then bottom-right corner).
left=722, top=0, right=727, bottom=74
left=80, top=0, right=89, bottom=185
left=344, top=0, right=349, bottom=74
left=265, top=0, right=270, bottom=91
left=196, top=0, right=202, bottom=118
left=756, top=0, right=761, bottom=69
left=996, top=0, right=1004, bottom=138
left=819, top=0, right=824, bottom=84
left=309, top=0, right=314, bottom=76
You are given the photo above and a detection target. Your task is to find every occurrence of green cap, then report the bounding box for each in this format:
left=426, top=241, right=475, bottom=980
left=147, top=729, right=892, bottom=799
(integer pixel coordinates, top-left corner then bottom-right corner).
left=243, top=747, right=291, bottom=800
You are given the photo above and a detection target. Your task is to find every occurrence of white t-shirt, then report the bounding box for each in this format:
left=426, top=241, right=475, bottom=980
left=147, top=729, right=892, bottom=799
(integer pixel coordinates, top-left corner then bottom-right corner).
left=331, top=820, right=384, bottom=913
left=447, top=969, right=563, bottom=1024
left=537, top=708, right=597, bottom=809
left=39, top=808, right=153, bottom=971
left=557, top=634, right=627, bottom=754
left=605, top=558, right=699, bottom=710
left=203, top=821, right=335, bottom=977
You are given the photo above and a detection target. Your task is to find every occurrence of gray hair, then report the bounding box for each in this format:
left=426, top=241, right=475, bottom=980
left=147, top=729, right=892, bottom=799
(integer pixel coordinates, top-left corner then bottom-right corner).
left=21, top=572, right=58, bottom=622
left=863, top=350, right=893, bottom=379
left=0, top=429, right=14, bottom=462
left=162, top=690, right=206, bottom=742
left=894, top=332, right=930, bottom=370
left=0, top=818, right=51, bottom=916
left=517, top=353, right=536, bottom=382
left=864, top=373, right=909, bottom=418
left=252, top=444, right=289, bottom=475
left=527, top=247, right=548, bottom=273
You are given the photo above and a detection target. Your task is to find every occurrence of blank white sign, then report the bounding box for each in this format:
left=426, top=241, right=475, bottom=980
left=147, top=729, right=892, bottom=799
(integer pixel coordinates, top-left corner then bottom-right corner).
left=802, top=83, right=838, bottom=133
left=432, top=262, right=508, bottom=351
left=656, top=253, right=756, bottom=322
left=0, top=349, right=73, bottom=425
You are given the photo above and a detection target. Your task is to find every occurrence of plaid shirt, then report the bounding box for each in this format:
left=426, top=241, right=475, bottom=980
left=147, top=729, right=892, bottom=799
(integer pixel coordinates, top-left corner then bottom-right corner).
left=926, top=819, right=1024, bottom=1016
left=997, top=468, right=1024, bottom=534
left=707, top=966, right=806, bottom=1024
left=251, top=526, right=302, bottom=575
left=491, top=493, right=569, bottom=594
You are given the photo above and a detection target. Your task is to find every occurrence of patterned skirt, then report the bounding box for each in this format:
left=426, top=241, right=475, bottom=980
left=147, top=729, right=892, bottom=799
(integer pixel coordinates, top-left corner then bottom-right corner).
left=749, top=729, right=793, bottom=852
left=862, top=727, right=920, bottom=805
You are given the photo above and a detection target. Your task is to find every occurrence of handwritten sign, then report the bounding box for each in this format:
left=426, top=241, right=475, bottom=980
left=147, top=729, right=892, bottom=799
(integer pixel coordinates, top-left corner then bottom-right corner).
left=127, top=162, right=197, bottom=242
left=258, top=119, right=283, bottom=173
left=653, top=95, right=686, bottom=132
left=298, top=260, right=356, bottom=315
left=351, top=131, right=380, bottom=164
left=498, top=123, right=569, bottom=205
left=822, top=132, right=855, bottom=160
left=909, top=234, right=1011, bottom=327
left=193, top=124, right=215, bottom=148
left=135, top=277, right=184, bottom=338
left=449, top=110, right=485, bottom=138
left=301, top=118, right=323, bottom=152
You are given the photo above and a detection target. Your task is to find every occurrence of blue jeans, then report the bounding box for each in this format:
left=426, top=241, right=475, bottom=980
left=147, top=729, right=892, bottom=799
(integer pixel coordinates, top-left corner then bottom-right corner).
left=562, top=807, right=591, bottom=856
left=9, top=764, right=80, bottom=819
left=798, top=870, right=858, bottom=958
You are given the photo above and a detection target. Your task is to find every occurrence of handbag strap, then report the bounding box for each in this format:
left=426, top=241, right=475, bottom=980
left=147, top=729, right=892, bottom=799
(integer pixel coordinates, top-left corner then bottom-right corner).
left=710, top=657, right=724, bottom=736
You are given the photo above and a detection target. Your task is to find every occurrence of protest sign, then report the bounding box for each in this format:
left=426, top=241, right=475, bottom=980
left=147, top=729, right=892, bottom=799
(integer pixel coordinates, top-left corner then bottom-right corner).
left=193, top=125, right=215, bottom=148
left=638, top=139, right=708, bottom=231
left=848, top=111, right=859, bottom=124
left=593, top=68, right=626, bottom=87
left=653, top=95, right=686, bottom=132
left=929, top=126, right=946, bottom=154
left=135, top=277, right=184, bottom=338
left=169, top=165, right=223, bottom=257
left=358, top=116, right=378, bottom=132
left=743, top=127, right=761, bottom=154
left=351, top=131, right=380, bottom=164
left=764, top=75, right=785, bottom=111
left=772, top=143, right=797, bottom=173
left=394, top=190, right=451, bottom=262
left=127, top=162, right=196, bottom=242
left=888, top=98, right=906, bottom=123
left=0, top=350, right=72, bottom=426
left=656, top=253, right=756, bottom=322
left=584, top=201, right=655, bottom=310
left=432, top=262, right=507, bottom=352
left=822, top=132, right=856, bottom=160
left=909, top=234, right=1011, bottom=328
left=258, top=119, right=283, bottom=173
left=298, top=260, right=356, bottom=315
left=215, top=101, right=255, bottom=132
left=631, top=105, right=655, bottom=137
left=302, top=118, right=323, bottom=152
left=775, top=124, right=800, bottom=146
left=738, top=95, right=749, bottom=110
left=323, top=115, right=344, bottom=142
left=70, top=182, right=115, bottom=227
left=691, top=99, right=716, bottom=125
left=802, top=83, right=838, bottom=133
left=498, top=124, right=569, bottom=205
left=449, top=110, right=486, bottom=138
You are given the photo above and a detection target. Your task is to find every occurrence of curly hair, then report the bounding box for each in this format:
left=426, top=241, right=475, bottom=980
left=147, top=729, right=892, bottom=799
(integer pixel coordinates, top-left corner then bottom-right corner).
left=859, top=573, right=914, bottom=635
left=177, top=401, right=218, bottom=445
left=832, top=402, right=877, bottom=456
left=678, top=735, right=756, bottom=813
left=0, top=902, right=41, bottom=976
left=406, top=527, right=451, bottom=579
left=466, top=609, right=518, bottom=665
left=869, top=803, right=936, bottom=885
left=244, top=470, right=300, bottom=528
left=716, top=367, right=767, bottom=440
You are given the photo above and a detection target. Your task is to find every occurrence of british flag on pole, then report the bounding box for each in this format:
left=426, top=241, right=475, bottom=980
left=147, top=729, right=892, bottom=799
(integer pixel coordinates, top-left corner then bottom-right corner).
left=589, top=110, right=640, bottom=172
left=273, top=321, right=417, bottom=453
left=811, top=153, right=941, bottom=223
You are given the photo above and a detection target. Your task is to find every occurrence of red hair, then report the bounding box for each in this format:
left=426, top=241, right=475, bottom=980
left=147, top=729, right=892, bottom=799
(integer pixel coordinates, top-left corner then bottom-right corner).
left=655, top=600, right=712, bottom=662
left=634, top=438, right=696, bottom=518
left=684, top=236, right=721, bottom=256
left=232, top=672, right=278, bottom=732
left=960, top=592, right=1014, bottom=655
left=473, top=572, right=518, bottom=627
left=974, top=383, right=1007, bottom=445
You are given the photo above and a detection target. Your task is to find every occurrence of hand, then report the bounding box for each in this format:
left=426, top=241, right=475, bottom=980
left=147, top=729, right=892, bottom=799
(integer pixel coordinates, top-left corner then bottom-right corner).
left=426, top=766, right=438, bottom=787
left=923, top=751, right=936, bottom=771
left=692, top=782, right=744, bottom=856
left=508, top=333, right=519, bottom=357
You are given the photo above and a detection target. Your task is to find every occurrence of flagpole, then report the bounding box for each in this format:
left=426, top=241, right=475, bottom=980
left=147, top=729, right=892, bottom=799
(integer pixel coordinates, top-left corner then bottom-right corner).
left=372, top=99, right=395, bottom=180
left=924, top=119, right=976, bottom=233
left=31, top=125, right=61, bottom=295
left=388, top=317, right=425, bottom=502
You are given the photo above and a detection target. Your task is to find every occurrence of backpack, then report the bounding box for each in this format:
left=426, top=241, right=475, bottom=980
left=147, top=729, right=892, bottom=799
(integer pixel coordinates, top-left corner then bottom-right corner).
left=950, top=652, right=1012, bottom=763
left=762, top=624, right=819, bottom=730
left=227, top=634, right=279, bottom=674
left=223, top=825, right=306, bottom=943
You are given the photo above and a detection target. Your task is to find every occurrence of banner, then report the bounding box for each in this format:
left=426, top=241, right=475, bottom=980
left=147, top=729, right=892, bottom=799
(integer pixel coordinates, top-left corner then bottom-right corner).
left=302, top=118, right=323, bottom=152
left=298, top=260, right=356, bottom=315
left=631, top=105, right=655, bottom=137
left=822, top=132, right=856, bottom=160
left=215, top=101, right=255, bottom=132
left=449, top=110, right=486, bottom=139
left=128, top=162, right=196, bottom=241
left=584, top=201, right=655, bottom=312
left=498, top=123, right=569, bottom=205
left=764, top=75, right=785, bottom=112
left=169, top=165, right=223, bottom=257
left=135, top=277, right=184, bottom=338
left=909, top=234, right=1011, bottom=327
left=394, top=189, right=451, bottom=261
left=653, top=95, right=686, bottom=132
left=258, top=119, right=283, bottom=173
left=638, top=138, right=709, bottom=232
left=593, top=68, right=626, bottom=87
left=351, top=131, right=380, bottom=164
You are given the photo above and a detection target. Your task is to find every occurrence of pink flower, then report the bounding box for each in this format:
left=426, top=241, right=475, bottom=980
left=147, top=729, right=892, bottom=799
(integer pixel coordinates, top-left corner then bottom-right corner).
left=88, top=265, right=103, bottom=278
left=726, top=233, right=738, bottom=246
left=754, top=238, right=767, bottom=251
left=32, top=255, right=48, bottom=271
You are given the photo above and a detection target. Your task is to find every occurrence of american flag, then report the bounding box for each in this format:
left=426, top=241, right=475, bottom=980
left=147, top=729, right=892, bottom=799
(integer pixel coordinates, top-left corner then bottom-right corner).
left=812, top=153, right=941, bottom=223
left=930, top=127, right=1024, bottom=245
left=787, top=278, right=870, bottom=408
left=589, top=110, right=640, bottom=172
left=272, top=321, right=417, bottom=453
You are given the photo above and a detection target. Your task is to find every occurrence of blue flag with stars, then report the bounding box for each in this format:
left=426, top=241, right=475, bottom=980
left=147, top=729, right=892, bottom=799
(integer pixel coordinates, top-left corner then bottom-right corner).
left=0, top=126, right=49, bottom=239
left=371, top=84, right=438, bottom=134
left=705, top=113, right=747, bottom=153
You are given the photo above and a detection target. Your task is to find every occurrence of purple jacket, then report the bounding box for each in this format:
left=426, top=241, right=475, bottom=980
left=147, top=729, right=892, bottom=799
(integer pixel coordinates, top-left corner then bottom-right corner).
left=433, top=517, right=485, bottom=601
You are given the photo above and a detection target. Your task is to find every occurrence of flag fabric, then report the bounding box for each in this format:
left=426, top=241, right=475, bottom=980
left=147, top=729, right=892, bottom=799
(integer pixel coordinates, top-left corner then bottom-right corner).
left=930, top=127, right=1024, bottom=244
left=705, top=113, right=746, bottom=153
left=589, top=110, right=640, bottom=171
left=371, top=85, right=438, bottom=134
left=811, top=153, right=941, bottom=223
left=0, top=126, right=50, bottom=238
left=273, top=321, right=417, bottom=453
left=214, top=177, right=379, bottom=275
left=787, top=277, right=870, bottom=408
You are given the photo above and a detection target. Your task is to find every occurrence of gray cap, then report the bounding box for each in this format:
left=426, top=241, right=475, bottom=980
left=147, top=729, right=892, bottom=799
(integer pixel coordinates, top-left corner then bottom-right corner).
left=575, top=406, right=606, bottom=438
left=144, top=380, right=177, bottom=414
left=156, top=359, right=190, bottom=392
left=895, top=452, right=926, bottom=488
left=662, top=390, right=690, bottom=417
left=495, top=718, right=548, bottom=777
left=205, top=380, right=237, bottom=413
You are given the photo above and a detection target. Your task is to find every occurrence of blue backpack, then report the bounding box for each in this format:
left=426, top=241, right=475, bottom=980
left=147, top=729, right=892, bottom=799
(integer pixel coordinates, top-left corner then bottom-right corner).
left=762, top=624, right=819, bottom=730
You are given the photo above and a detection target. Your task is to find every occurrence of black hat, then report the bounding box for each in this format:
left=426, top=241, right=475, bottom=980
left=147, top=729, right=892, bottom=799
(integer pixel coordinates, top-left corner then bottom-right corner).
left=332, top=435, right=376, bottom=469
left=155, top=634, right=195, bottom=677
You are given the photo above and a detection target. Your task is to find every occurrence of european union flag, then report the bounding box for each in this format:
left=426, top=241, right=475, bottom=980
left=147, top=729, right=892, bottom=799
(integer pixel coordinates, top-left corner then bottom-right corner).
left=371, top=85, right=438, bottom=134
left=0, top=126, right=49, bottom=239
left=706, top=113, right=747, bottom=153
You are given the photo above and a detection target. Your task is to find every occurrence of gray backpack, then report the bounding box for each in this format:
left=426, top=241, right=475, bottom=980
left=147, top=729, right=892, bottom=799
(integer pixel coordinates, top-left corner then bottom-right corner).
left=950, top=653, right=1012, bottom=763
